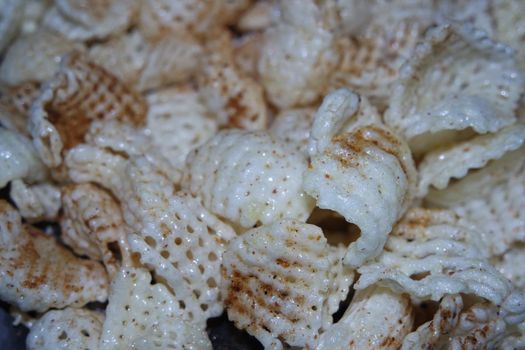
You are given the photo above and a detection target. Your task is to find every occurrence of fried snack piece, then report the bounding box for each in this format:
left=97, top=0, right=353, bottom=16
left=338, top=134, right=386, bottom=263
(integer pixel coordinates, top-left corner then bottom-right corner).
left=99, top=267, right=212, bottom=350
left=304, top=89, right=416, bottom=267
left=0, top=200, right=108, bottom=312
left=495, top=246, right=525, bottom=289
left=29, top=52, right=147, bottom=167
left=316, top=286, right=413, bottom=350
left=0, top=30, right=80, bottom=86
left=183, top=129, right=315, bottom=229
left=0, top=0, right=25, bottom=53
left=236, top=0, right=274, bottom=32
left=26, top=308, right=104, bottom=350
left=0, top=82, right=41, bottom=135
left=222, top=219, right=354, bottom=350
left=0, top=127, right=48, bottom=188
left=198, top=31, right=268, bottom=130
left=491, top=0, right=525, bottom=69
left=43, top=0, right=137, bottom=41
left=61, top=183, right=130, bottom=278
left=270, top=108, right=316, bottom=153
left=10, top=180, right=61, bottom=222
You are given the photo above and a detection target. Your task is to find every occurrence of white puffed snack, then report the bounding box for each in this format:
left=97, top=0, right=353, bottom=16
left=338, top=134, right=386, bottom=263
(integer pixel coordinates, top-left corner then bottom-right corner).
left=0, top=200, right=108, bottom=312
left=0, top=82, right=41, bottom=135
left=304, top=88, right=416, bottom=267
left=491, top=0, right=525, bottom=70
left=26, top=308, right=104, bottom=350
left=495, top=246, right=525, bottom=289
left=0, top=127, right=48, bottom=188
left=9, top=180, right=61, bottom=222
left=316, top=285, right=413, bottom=350
left=99, top=267, right=212, bottom=350
left=183, top=129, right=315, bottom=229
left=356, top=208, right=517, bottom=307
left=198, top=31, right=268, bottom=131
left=61, top=183, right=131, bottom=278
left=0, top=30, right=80, bottom=86
left=29, top=52, right=147, bottom=168
left=43, top=0, right=137, bottom=41
left=0, top=0, right=25, bottom=53
left=222, top=219, right=354, bottom=350
left=269, top=108, right=316, bottom=153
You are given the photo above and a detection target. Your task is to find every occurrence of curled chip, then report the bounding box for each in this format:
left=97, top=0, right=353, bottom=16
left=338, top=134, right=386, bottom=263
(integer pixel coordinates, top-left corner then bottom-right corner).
left=99, top=267, right=212, bottom=350
left=0, top=200, right=108, bottom=312
left=26, top=308, right=104, bottom=350
left=385, top=23, right=523, bottom=142
left=356, top=208, right=517, bottom=307
left=43, top=0, right=137, bottom=41
left=0, top=82, right=41, bottom=135
left=0, top=30, right=80, bottom=86
left=10, top=180, right=61, bottom=222
left=316, top=286, right=413, bottom=350
left=146, top=86, right=217, bottom=170
left=61, top=183, right=131, bottom=278
left=304, top=88, right=416, bottom=267
left=0, top=127, right=48, bottom=188
left=29, top=52, right=147, bottom=167
left=198, top=31, right=268, bottom=131
left=222, top=219, right=354, bottom=350
left=183, top=129, right=315, bottom=229
left=258, top=0, right=340, bottom=108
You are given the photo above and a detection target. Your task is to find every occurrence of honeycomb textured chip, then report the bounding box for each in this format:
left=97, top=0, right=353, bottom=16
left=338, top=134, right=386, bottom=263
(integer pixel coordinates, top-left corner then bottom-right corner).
left=183, top=129, right=315, bottom=228
left=198, top=31, right=268, bottom=131
left=26, top=308, right=104, bottom=350
left=258, top=0, right=340, bottom=108
left=43, top=0, right=137, bottom=41
left=61, top=183, right=131, bottom=278
left=0, top=200, right=108, bottom=312
left=304, top=88, right=417, bottom=267
left=0, top=0, right=24, bottom=53
left=0, top=128, right=48, bottom=188
left=0, top=82, right=41, bottom=135
left=29, top=52, right=147, bottom=167
left=316, top=285, right=413, bottom=350
left=385, top=23, right=523, bottom=141
left=10, top=180, right=61, bottom=222
left=0, top=30, right=80, bottom=86
left=356, top=208, right=516, bottom=307
left=146, top=86, right=217, bottom=170
left=222, top=219, right=354, bottom=350
left=418, top=124, right=525, bottom=196
left=99, top=267, right=212, bottom=350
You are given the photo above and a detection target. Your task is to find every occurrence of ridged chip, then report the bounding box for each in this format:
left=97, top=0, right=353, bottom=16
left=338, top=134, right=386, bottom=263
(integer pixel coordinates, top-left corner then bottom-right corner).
left=42, top=0, right=137, bottom=41
left=19, top=0, right=52, bottom=35
left=233, top=32, right=263, bottom=79
left=29, top=52, right=147, bottom=167
left=0, top=30, right=80, bottom=86
left=495, top=247, right=525, bottom=290
left=222, top=219, right=354, bottom=350
left=236, top=0, right=275, bottom=32
left=100, top=267, right=212, bottom=350
left=183, top=129, right=315, bottom=229
left=0, top=82, right=41, bottom=135
left=269, top=108, right=316, bottom=153
left=491, top=0, right=525, bottom=69
left=198, top=31, right=268, bottom=130
left=0, top=200, right=108, bottom=312
left=0, top=0, right=24, bottom=53
left=26, top=308, right=104, bottom=350
left=10, top=180, right=61, bottom=222
left=304, top=88, right=417, bottom=267
left=61, top=183, right=131, bottom=278
left=316, top=286, right=413, bottom=350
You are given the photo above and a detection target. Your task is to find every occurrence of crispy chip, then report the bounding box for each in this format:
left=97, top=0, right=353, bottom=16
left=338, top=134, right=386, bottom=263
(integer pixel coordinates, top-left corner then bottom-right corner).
left=0, top=127, right=48, bottom=188
left=0, top=200, right=108, bottom=312
left=29, top=52, right=147, bottom=167
left=0, top=82, right=41, bottom=135
left=222, top=219, right=354, bottom=350
left=9, top=180, right=61, bottom=222
left=316, top=286, right=413, bottom=350
left=304, top=89, right=416, bottom=267
left=43, top=0, right=137, bottom=41
left=270, top=108, right=316, bottom=153
left=20, top=0, right=51, bottom=35
left=198, top=31, right=268, bottom=130
left=236, top=0, right=275, bottom=32
left=0, top=30, right=80, bottom=86
left=491, top=0, right=525, bottom=70
left=233, top=32, right=263, bottom=79
left=26, top=308, right=103, bottom=350
left=495, top=246, right=525, bottom=289
left=183, top=129, right=315, bottom=228
left=99, top=267, right=212, bottom=350
left=61, top=183, right=130, bottom=278
left=0, top=0, right=24, bottom=53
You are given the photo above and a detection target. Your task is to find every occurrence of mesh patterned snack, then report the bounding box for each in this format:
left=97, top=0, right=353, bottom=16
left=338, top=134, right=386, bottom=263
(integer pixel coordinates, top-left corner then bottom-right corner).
left=0, top=82, right=41, bottom=135
left=316, top=285, right=413, bottom=350
left=9, top=180, right=61, bottom=222
left=99, top=267, right=212, bottom=350
left=304, top=88, right=416, bottom=267
left=222, top=219, right=354, bottom=350
left=183, top=129, right=315, bottom=228
left=0, top=200, right=108, bottom=312
left=26, top=308, right=104, bottom=350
